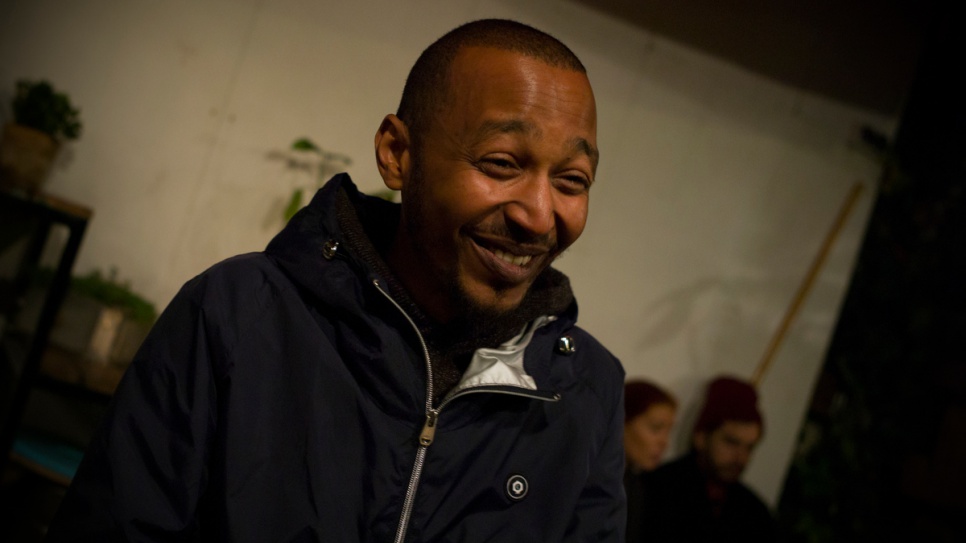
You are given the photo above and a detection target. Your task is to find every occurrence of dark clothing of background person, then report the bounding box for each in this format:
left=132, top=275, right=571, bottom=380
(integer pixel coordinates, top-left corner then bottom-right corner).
left=638, top=451, right=776, bottom=543
left=624, top=467, right=649, bottom=543
left=45, top=174, right=627, bottom=542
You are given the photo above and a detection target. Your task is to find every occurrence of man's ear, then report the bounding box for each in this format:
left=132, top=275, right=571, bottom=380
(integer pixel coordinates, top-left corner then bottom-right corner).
left=374, top=114, right=411, bottom=191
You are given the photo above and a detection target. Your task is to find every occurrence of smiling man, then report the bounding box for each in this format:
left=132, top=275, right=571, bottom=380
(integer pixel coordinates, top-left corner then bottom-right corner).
left=380, top=43, right=598, bottom=324
left=48, top=19, right=626, bottom=542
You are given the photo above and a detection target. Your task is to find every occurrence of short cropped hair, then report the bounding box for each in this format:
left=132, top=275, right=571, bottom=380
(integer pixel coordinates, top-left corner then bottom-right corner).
left=397, top=19, right=586, bottom=153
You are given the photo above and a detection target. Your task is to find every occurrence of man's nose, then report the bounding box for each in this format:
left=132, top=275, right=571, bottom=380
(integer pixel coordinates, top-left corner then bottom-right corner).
left=503, top=174, right=555, bottom=237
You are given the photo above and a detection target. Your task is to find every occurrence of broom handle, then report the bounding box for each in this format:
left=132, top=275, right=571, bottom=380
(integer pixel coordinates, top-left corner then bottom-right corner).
left=751, top=182, right=865, bottom=387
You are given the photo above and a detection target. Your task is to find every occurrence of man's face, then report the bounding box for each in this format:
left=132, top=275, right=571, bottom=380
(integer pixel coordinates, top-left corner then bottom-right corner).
left=390, top=46, right=598, bottom=322
left=694, top=420, right=762, bottom=484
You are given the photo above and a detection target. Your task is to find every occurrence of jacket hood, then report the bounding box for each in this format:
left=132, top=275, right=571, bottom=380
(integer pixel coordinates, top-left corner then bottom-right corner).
left=264, top=174, right=386, bottom=306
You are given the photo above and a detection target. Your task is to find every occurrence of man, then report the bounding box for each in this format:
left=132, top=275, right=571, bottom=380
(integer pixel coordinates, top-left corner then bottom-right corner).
left=47, top=19, right=626, bottom=542
left=638, top=376, right=776, bottom=542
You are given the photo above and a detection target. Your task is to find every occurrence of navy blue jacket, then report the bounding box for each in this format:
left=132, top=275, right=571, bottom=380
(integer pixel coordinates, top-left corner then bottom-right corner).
left=48, top=174, right=626, bottom=542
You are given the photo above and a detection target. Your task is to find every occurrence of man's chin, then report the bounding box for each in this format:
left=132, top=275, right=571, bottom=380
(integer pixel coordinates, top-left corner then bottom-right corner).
left=462, top=285, right=529, bottom=317
left=715, top=468, right=745, bottom=484
left=456, top=282, right=529, bottom=323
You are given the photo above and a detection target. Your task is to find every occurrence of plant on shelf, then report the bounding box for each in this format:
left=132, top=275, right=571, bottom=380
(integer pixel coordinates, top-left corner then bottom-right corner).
left=66, top=267, right=157, bottom=368
left=1, top=79, right=84, bottom=194
left=11, top=79, right=83, bottom=142
left=19, top=267, right=157, bottom=366
left=69, top=268, right=157, bottom=326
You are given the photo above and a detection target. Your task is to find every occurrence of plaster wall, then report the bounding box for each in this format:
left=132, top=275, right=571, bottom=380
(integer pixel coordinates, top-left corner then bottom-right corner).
left=0, top=0, right=893, bottom=507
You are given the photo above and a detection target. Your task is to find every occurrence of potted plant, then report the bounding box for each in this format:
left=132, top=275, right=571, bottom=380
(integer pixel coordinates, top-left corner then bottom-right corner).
left=0, top=79, right=83, bottom=194
left=16, top=267, right=157, bottom=394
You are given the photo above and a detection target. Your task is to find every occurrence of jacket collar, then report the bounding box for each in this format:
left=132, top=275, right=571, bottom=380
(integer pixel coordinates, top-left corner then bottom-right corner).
left=265, top=174, right=580, bottom=393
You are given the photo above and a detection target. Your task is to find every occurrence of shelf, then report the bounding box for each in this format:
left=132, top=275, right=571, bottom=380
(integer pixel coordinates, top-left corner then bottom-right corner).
left=1, top=188, right=93, bottom=478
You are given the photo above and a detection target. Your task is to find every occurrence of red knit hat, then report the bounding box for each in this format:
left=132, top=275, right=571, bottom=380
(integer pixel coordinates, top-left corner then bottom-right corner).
left=693, top=376, right=763, bottom=433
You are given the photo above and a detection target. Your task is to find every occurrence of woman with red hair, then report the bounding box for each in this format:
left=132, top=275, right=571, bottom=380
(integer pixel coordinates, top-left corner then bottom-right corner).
left=623, top=379, right=677, bottom=542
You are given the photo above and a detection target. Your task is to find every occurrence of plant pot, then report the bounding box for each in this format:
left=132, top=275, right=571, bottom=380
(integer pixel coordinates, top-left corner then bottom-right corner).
left=0, top=122, right=60, bottom=195
left=16, top=289, right=153, bottom=365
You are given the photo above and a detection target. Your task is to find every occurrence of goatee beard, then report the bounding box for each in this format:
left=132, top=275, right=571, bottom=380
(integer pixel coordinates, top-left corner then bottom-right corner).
left=403, top=155, right=553, bottom=331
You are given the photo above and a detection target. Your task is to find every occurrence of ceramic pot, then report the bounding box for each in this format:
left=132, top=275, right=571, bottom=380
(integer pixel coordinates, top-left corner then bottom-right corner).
left=0, top=122, right=60, bottom=195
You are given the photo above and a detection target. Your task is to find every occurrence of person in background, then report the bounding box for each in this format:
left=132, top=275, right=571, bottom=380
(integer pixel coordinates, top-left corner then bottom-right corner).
left=46, top=18, right=625, bottom=542
left=623, top=379, right=678, bottom=542
left=639, top=375, right=776, bottom=542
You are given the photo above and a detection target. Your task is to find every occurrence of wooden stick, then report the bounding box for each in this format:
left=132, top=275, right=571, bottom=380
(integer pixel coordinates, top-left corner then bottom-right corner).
left=751, top=181, right=865, bottom=387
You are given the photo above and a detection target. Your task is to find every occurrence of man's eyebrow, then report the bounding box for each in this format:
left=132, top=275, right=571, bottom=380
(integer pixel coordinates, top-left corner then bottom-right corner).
left=571, top=137, right=599, bottom=172
left=473, top=119, right=534, bottom=142
left=473, top=119, right=599, bottom=171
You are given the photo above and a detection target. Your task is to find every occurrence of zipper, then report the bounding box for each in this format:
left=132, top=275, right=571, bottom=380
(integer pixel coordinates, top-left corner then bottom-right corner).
left=373, top=279, right=434, bottom=543
left=372, top=278, right=561, bottom=543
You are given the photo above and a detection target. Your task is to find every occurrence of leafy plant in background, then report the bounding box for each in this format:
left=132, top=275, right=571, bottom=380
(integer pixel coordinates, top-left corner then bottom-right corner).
left=69, top=268, right=157, bottom=325
left=12, top=79, right=83, bottom=141
left=282, top=137, right=352, bottom=221
left=30, top=267, right=157, bottom=325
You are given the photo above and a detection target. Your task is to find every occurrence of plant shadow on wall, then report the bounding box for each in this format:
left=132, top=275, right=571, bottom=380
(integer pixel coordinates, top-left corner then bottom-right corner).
left=632, top=276, right=796, bottom=375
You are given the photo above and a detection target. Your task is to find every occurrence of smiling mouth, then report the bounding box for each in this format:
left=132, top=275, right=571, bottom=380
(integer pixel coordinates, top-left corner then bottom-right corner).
left=492, top=248, right=532, bottom=267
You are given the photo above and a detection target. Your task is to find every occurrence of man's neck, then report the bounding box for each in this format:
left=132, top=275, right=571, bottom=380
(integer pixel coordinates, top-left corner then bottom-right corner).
left=384, top=224, right=457, bottom=324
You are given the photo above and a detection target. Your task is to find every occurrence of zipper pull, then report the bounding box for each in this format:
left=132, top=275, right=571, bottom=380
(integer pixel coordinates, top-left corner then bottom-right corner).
left=419, top=410, right=438, bottom=446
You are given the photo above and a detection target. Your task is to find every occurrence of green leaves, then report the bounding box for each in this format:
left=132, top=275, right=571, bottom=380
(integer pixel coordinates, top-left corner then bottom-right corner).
left=12, top=79, right=83, bottom=141
left=291, top=137, right=320, bottom=152
left=279, top=138, right=353, bottom=221
left=283, top=188, right=304, bottom=222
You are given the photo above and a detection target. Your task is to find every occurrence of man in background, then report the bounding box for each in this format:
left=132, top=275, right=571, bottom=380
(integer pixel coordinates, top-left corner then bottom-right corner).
left=47, top=18, right=625, bottom=542
left=640, top=375, right=776, bottom=542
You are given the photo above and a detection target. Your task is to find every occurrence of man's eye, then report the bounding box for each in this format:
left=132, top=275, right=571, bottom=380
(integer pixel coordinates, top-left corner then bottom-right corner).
left=557, top=175, right=591, bottom=194
left=479, top=158, right=519, bottom=177
left=484, top=158, right=515, bottom=169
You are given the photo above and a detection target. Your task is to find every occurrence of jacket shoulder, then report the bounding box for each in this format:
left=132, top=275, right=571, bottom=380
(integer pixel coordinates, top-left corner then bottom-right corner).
left=546, top=323, right=625, bottom=416
left=569, top=325, right=624, bottom=382
left=179, top=252, right=291, bottom=309
left=160, top=253, right=295, bottom=354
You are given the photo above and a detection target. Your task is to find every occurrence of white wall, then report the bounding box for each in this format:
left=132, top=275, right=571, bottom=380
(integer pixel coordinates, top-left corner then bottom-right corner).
left=0, top=0, right=893, bottom=507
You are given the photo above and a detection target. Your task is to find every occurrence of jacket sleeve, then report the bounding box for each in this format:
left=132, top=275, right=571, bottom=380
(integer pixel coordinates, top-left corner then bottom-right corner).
left=46, top=279, right=218, bottom=541
left=564, top=373, right=627, bottom=542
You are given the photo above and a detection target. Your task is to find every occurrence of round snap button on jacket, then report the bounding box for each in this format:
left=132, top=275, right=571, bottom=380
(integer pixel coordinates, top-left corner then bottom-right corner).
left=505, top=474, right=529, bottom=501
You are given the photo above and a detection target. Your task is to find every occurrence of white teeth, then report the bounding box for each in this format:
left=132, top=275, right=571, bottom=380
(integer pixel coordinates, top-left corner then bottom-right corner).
left=493, top=248, right=532, bottom=266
